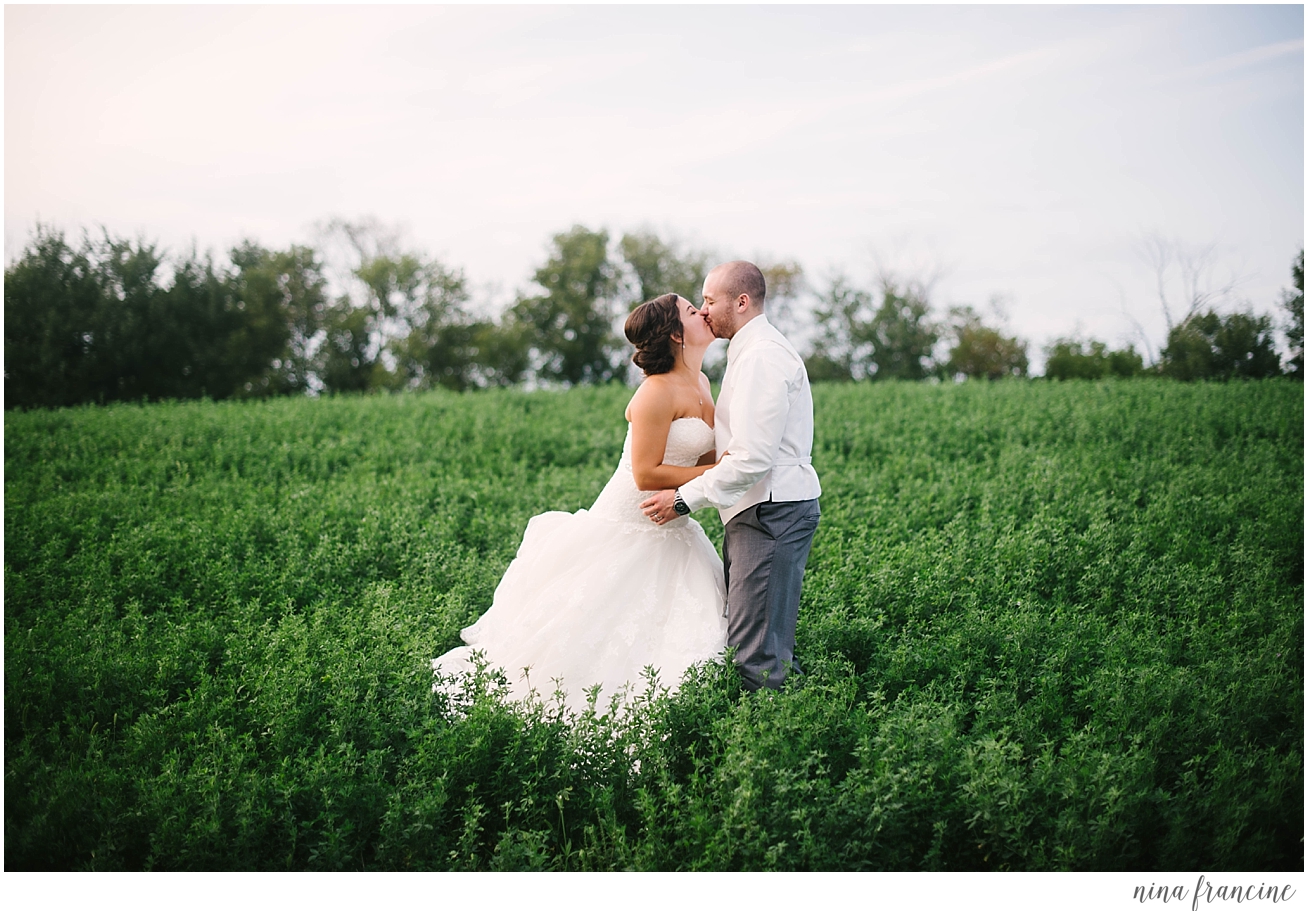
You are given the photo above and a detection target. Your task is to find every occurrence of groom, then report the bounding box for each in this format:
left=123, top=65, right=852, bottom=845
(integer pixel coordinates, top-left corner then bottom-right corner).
left=641, top=260, right=821, bottom=691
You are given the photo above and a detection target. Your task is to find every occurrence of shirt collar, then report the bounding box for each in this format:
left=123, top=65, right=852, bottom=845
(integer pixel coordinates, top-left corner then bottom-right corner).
left=727, top=314, right=770, bottom=364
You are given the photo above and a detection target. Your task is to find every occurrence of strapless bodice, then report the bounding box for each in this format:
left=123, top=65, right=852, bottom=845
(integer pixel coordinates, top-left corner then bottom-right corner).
left=592, top=417, right=716, bottom=536
left=619, top=417, right=716, bottom=469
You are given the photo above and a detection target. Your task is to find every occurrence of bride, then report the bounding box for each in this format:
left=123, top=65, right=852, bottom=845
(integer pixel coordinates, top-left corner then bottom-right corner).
left=432, top=293, right=728, bottom=714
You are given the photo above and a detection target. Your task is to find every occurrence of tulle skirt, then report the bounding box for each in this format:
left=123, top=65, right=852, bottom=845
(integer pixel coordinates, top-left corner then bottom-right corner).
left=432, top=506, right=728, bottom=715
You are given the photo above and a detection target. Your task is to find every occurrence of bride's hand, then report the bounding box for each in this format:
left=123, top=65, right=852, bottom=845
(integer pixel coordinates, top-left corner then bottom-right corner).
left=640, top=489, right=679, bottom=526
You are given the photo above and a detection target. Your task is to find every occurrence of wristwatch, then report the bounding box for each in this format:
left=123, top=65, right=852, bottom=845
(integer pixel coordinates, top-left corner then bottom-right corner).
left=672, top=490, right=690, bottom=516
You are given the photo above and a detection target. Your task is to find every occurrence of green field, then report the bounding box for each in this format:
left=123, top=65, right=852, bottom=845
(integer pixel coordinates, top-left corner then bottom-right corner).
left=4, top=380, right=1302, bottom=870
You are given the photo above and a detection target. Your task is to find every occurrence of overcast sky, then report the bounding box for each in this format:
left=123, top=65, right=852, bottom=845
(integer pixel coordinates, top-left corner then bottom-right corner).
left=6, top=4, right=1303, bottom=367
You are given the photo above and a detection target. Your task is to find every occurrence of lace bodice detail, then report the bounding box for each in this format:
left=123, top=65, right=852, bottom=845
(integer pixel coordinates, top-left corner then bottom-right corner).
left=619, top=416, right=715, bottom=469
left=591, top=417, right=716, bottom=535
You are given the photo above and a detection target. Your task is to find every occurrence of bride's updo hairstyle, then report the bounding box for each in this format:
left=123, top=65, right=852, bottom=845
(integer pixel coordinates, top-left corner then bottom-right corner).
left=625, top=293, right=682, bottom=375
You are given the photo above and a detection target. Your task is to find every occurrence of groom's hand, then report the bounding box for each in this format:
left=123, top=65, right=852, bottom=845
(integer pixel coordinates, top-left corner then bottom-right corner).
left=640, top=489, right=679, bottom=526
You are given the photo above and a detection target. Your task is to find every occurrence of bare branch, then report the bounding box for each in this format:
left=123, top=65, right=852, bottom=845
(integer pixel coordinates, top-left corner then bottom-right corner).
left=868, top=233, right=950, bottom=301
left=1110, top=277, right=1156, bottom=366
left=1137, top=233, right=1248, bottom=337
left=1138, top=232, right=1175, bottom=331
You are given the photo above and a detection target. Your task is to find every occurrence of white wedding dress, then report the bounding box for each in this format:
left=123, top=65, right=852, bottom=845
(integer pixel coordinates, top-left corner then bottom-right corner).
left=432, top=417, right=728, bottom=715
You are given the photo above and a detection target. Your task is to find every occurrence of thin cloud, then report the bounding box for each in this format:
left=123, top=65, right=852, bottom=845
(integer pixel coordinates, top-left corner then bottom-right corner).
left=621, top=37, right=1081, bottom=178
left=865, top=42, right=1070, bottom=106
left=1153, top=38, right=1304, bottom=85
left=759, top=36, right=1086, bottom=139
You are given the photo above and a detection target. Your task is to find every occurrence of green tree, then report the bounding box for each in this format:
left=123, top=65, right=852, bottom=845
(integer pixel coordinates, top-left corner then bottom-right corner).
left=805, top=274, right=875, bottom=382
left=805, top=275, right=938, bottom=381
left=618, top=230, right=711, bottom=304
left=511, top=226, right=622, bottom=386
left=318, top=301, right=378, bottom=393
left=1106, top=345, right=1146, bottom=378
left=944, top=306, right=1028, bottom=380
left=467, top=318, right=532, bottom=388
left=4, top=227, right=294, bottom=406
left=868, top=281, right=939, bottom=380
left=4, top=227, right=105, bottom=408
left=227, top=243, right=329, bottom=396
left=1160, top=314, right=1218, bottom=381
left=161, top=247, right=251, bottom=399
left=1044, top=338, right=1144, bottom=380
left=1159, top=310, right=1281, bottom=380
left=314, top=218, right=405, bottom=393
left=383, top=261, right=486, bottom=392
left=310, top=218, right=541, bottom=393
left=758, top=259, right=806, bottom=339
left=86, top=232, right=176, bottom=400
left=314, top=219, right=481, bottom=394
left=1281, top=248, right=1303, bottom=379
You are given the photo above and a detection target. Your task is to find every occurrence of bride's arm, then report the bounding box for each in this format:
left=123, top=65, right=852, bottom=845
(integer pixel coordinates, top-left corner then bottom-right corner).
left=627, top=379, right=720, bottom=491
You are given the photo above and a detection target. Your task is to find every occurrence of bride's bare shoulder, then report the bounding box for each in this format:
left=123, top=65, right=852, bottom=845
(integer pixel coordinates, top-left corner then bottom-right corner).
left=624, top=375, right=675, bottom=423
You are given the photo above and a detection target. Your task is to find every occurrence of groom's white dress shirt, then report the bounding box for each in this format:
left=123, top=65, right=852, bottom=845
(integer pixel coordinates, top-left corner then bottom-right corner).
left=679, top=315, right=821, bottom=524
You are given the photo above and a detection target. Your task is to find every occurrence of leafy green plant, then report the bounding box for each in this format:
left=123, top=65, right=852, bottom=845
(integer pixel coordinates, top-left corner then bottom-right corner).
left=5, top=381, right=1301, bottom=869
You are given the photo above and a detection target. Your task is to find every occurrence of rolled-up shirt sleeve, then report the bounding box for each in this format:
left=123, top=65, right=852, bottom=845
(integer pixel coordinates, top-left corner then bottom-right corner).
left=679, top=348, right=792, bottom=512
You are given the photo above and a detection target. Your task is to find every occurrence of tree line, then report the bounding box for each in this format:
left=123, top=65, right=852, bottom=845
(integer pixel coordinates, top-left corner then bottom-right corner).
left=4, top=222, right=1303, bottom=409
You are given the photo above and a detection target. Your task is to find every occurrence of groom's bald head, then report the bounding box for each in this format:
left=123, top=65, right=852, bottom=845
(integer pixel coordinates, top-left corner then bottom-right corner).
left=709, top=261, right=767, bottom=310
left=701, top=260, right=767, bottom=340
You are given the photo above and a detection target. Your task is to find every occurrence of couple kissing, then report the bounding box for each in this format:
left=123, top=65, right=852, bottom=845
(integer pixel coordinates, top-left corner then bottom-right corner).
left=433, top=260, right=821, bottom=712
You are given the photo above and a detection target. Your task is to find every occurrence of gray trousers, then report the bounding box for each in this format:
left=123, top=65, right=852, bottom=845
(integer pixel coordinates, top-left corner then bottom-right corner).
left=723, top=498, right=821, bottom=691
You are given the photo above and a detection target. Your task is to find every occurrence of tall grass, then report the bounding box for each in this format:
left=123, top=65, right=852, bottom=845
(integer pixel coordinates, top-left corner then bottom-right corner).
left=5, top=380, right=1302, bottom=869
